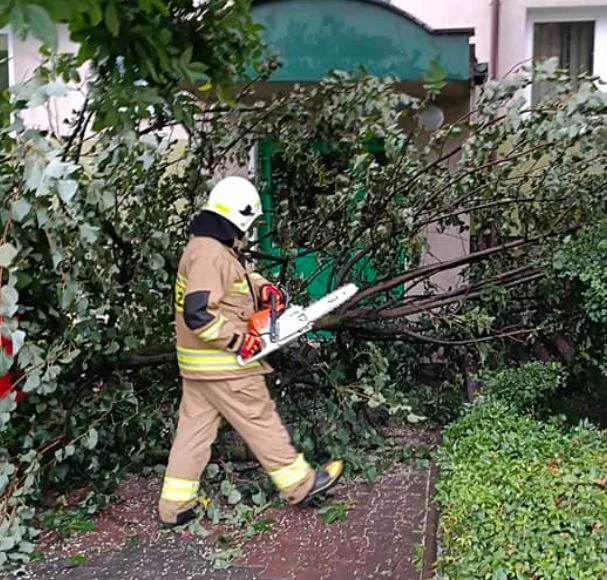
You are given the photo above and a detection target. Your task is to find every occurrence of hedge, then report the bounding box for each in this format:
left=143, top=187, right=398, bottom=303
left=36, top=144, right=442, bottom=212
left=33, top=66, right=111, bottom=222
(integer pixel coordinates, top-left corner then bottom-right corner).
left=436, top=399, right=607, bottom=578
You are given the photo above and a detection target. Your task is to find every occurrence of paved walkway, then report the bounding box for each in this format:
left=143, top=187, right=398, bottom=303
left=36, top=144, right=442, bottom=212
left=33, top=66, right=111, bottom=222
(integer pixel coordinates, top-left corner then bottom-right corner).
left=12, top=462, right=438, bottom=580
left=237, top=463, right=439, bottom=579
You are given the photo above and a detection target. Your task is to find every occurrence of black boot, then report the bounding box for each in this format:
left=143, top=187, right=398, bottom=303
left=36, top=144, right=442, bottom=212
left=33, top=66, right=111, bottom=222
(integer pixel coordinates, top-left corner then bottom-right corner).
left=161, top=508, right=196, bottom=529
left=296, top=460, right=344, bottom=505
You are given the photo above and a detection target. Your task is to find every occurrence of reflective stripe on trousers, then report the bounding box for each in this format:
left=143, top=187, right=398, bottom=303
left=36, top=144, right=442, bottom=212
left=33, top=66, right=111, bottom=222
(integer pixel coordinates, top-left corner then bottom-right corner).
left=269, top=454, right=312, bottom=491
left=160, top=476, right=199, bottom=503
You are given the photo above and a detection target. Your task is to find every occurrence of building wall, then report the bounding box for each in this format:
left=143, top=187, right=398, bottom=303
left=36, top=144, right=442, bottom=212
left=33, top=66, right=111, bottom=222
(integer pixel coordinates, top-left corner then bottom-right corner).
left=9, top=25, right=87, bottom=132
left=394, top=0, right=607, bottom=82
left=418, top=94, right=471, bottom=293
left=392, top=0, right=491, bottom=65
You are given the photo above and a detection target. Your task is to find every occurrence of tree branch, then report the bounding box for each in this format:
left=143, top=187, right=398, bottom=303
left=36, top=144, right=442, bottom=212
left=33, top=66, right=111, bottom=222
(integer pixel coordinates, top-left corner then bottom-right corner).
left=342, top=324, right=539, bottom=346
left=347, top=237, right=540, bottom=308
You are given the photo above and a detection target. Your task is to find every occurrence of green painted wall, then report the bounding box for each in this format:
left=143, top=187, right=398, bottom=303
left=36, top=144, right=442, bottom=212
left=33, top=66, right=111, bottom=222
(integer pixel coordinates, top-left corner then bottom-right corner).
left=251, top=0, right=471, bottom=82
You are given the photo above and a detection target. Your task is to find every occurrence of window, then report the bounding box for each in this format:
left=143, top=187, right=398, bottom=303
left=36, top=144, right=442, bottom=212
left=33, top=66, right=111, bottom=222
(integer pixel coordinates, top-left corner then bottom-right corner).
left=0, top=33, right=9, bottom=92
left=532, top=21, right=595, bottom=103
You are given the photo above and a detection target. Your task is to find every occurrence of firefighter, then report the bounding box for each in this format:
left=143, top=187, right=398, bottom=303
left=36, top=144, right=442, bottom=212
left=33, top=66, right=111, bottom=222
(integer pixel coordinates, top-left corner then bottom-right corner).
left=158, top=176, right=344, bottom=527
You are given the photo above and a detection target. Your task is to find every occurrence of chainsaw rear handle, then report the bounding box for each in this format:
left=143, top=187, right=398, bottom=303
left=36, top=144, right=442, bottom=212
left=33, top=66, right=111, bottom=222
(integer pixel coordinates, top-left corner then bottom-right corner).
left=279, top=285, right=290, bottom=309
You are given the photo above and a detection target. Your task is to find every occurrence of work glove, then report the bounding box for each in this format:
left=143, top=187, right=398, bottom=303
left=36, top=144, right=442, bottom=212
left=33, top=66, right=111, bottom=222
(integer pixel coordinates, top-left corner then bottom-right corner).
left=259, top=284, right=286, bottom=312
left=238, top=333, right=262, bottom=360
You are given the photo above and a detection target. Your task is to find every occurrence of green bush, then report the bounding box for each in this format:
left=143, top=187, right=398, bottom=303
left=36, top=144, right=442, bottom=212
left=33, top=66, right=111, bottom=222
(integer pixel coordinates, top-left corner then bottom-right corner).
left=479, top=361, right=566, bottom=413
left=436, top=400, right=607, bottom=578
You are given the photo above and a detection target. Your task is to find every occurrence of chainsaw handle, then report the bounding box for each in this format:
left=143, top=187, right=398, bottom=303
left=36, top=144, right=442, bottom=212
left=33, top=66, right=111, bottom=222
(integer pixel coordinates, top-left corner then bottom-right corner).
left=269, top=294, right=278, bottom=343
left=279, top=285, right=290, bottom=309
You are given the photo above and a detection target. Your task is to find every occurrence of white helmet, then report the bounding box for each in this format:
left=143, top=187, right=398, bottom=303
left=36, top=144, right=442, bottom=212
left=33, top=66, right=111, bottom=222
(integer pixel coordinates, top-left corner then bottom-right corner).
left=204, top=176, right=263, bottom=233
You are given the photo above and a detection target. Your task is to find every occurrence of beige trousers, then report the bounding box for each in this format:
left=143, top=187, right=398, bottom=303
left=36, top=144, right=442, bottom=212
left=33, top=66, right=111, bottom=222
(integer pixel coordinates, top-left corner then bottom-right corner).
left=158, top=375, right=315, bottom=524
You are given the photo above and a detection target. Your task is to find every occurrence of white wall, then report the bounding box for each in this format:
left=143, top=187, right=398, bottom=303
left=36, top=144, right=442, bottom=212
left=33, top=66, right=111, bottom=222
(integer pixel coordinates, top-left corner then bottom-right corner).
left=395, top=0, right=607, bottom=82
left=393, top=0, right=491, bottom=64
left=10, top=25, right=87, bottom=133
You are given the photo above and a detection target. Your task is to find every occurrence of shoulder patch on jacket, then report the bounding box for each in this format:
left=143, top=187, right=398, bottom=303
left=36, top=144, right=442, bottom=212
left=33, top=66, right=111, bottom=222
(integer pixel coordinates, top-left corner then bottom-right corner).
left=184, top=291, right=213, bottom=330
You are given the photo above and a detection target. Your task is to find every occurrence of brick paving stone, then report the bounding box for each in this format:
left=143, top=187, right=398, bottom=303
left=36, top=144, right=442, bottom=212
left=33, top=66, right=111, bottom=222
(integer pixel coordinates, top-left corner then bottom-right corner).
left=16, top=459, right=439, bottom=580
left=237, top=462, right=438, bottom=579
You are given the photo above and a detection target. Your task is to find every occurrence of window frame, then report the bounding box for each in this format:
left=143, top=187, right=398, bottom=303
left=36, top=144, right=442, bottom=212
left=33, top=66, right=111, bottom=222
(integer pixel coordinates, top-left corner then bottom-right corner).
left=525, top=7, right=607, bottom=103
left=0, top=26, right=14, bottom=89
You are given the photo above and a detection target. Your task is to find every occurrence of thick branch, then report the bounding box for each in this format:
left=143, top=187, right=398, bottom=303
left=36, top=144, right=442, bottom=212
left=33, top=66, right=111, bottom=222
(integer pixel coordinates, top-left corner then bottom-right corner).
left=343, top=325, right=539, bottom=346
left=376, top=272, right=544, bottom=319
left=347, top=237, right=539, bottom=308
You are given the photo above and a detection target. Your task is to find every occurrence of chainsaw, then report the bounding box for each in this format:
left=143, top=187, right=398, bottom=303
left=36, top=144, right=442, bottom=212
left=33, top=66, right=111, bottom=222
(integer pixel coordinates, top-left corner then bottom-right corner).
left=237, top=283, right=359, bottom=366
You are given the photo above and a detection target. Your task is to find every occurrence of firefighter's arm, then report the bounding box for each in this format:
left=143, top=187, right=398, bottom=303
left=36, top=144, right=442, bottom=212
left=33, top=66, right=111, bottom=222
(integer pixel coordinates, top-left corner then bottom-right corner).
left=183, top=255, right=244, bottom=352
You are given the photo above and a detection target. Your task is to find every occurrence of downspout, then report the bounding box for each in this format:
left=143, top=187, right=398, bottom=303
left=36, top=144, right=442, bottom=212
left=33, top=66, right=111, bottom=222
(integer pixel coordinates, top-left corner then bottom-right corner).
left=490, top=0, right=501, bottom=79
left=488, top=0, right=501, bottom=249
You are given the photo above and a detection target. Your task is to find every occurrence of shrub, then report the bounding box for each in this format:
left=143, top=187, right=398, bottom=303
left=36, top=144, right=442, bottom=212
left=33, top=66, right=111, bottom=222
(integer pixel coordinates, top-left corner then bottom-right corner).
left=437, top=400, right=607, bottom=578
left=479, top=361, right=566, bottom=413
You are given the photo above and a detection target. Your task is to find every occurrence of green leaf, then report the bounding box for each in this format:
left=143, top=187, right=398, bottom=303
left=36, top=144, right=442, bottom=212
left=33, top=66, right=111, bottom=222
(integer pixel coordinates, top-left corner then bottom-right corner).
left=364, top=464, right=377, bottom=484
left=0, top=536, right=16, bottom=552
left=23, top=4, right=57, bottom=49
left=44, top=82, right=69, bottom=98
left=45, top=158, right=72, bottom=179
left=0, top=243, right=18, bottom=268
left=1, top=285, right=19, bottom=317
left=318, top=503, right=349, bottom=524
left=70, top=554, right=87, bottom=566
left=10, top=330, right=26, bottom=355
left=57, top=180, right=79, bottom=203
left=23, top=373, right=41, bottom=393
left=79, top=224, right=98, bottom=244
left=206, top=463, right=220, bottom=479
left=407, top=413, right=427, bottom=424
left=104, top=2, right=120, bottom=37
left=83, top=428, right=98, bottom=450
left=10, top=5, right=27, bottom=39
left=138, top=0, right=154, bottom=14
left=24, top=159, right=44, bottom=192
left=150, top=253, right=165, bottom=270
left=227, top=489, right=242, bottom=505
left=12, top=199, right=32, bottom=223
left=251, top=490, right=266, bottom=506
left=220, top=479, right=233, bottom=497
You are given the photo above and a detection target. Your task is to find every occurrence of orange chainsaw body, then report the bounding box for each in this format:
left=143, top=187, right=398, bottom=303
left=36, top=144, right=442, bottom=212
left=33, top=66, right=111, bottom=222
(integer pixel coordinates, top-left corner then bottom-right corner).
left=248, top=308, right=272, bottom=337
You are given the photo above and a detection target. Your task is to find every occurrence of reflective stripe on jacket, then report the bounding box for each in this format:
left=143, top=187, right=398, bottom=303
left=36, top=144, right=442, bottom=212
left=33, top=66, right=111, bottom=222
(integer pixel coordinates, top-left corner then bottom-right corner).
left=174, top=236, right=271, bottom=380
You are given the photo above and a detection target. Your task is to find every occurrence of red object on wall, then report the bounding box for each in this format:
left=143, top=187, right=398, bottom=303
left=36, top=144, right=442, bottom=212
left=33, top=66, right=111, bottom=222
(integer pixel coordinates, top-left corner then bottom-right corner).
left=0, top=334, right=24, bottom=402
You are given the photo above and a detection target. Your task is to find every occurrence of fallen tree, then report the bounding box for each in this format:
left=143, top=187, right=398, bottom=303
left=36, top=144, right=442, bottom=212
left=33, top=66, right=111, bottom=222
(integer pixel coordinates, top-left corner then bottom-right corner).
left=2, top=11, right=607, bottom=564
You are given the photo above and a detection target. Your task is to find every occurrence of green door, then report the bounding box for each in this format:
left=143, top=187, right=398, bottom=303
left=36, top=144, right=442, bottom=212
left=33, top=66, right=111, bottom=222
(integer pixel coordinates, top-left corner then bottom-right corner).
left=256, top=139, right=406, bottom=302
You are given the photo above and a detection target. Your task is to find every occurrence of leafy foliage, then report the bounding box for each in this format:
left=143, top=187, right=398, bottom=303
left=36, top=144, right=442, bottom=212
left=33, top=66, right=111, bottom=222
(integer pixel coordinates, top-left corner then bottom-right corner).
left=437, top=399, right=607, bottom=578
left=318, top=502, right=350, bottom=524
left=479, top=361, right=566, bottom=413
left=213, top=62, right=607, bottom=359
left=2, top=27, right=607, bottom=570
left=552, top=220, right=607, bottom=324
left=1, top=0, right=271, bottom=129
